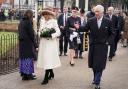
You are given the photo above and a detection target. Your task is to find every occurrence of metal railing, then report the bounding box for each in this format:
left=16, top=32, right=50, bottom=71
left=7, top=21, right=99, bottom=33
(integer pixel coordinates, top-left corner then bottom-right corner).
left=0, top=32, right=19, bottom=75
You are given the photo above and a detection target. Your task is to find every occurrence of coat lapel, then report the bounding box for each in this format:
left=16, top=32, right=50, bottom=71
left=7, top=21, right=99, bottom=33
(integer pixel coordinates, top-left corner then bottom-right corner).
left=93, top=17, right=99, bottom=30
left=99, top=17, right=105, bottom=30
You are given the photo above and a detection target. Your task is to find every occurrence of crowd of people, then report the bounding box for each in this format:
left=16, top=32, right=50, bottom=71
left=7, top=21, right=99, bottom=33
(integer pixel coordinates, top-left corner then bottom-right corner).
left=0, top=8, right=23, bottom=21
left=18, top=4, right=128, bottom=89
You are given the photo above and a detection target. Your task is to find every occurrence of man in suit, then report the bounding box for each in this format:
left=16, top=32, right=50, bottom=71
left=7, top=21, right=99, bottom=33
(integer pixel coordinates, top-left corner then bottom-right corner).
left=75, top=5, right=115, bottom=89
left=116, top=11, right=124, bottom=47
left=86, top=6, right=95, bottom=20
left=58, top=7, right=69, bottom=56
left=105, top=7, right=118, bottom=61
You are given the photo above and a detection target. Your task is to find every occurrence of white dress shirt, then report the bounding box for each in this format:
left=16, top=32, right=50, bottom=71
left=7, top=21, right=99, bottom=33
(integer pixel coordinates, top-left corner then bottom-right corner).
left=63, top=13, right=67, bottom=26
left=97, top=16, right=103, bottom=29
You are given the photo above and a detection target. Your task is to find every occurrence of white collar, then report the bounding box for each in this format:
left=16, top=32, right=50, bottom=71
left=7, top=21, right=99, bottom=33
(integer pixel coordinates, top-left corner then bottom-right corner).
left=97, top=16, right=103, bottom=21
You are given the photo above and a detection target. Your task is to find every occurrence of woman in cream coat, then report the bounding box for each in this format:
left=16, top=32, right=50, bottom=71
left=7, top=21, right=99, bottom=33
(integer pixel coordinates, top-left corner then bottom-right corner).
left=37, top=8, right=61, bottom=85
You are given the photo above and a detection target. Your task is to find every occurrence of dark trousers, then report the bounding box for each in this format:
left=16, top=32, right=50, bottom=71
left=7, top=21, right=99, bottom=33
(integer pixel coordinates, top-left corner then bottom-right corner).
left=114, top=30, right=120, bottom=52
left=93, top=69, right=103, bottom=85
left=75, top=44, right=83, bottom=57
left=59, top=31, right=68, bottom=54
left=109, top=42, right=115, bottom=57
left=109, top=30, right=120, bottom=57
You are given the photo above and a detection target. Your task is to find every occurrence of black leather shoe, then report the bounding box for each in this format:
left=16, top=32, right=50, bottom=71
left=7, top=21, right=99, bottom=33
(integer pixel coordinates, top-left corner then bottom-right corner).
left=108, top=57, right=112, bottom=61
left=73, top=56, right=78, bottom=59
left=59, top=54, right=62, bottom=56
left=41, top=80, right=48, bottom=85
left=25, top=74, right=36, bottom=80
left=95, top=85, right=100, bottom=89
left=22, top=76, right=29, bottom=81
left=79, top=56, right=83, bottom=59
left=29, top=76, right=37, bottom=80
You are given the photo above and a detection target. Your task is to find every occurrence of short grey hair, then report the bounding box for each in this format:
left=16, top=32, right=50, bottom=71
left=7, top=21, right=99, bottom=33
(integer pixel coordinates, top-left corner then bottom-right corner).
left=94, top=5, right=104, bottom=13
left=108, top=7, right=114, bottom=11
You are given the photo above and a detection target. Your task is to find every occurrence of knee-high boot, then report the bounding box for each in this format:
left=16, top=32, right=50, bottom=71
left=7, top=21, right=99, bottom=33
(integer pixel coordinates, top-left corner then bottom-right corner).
left=41, top=70, right=49, bottom=85
left=49, top=69, right=54, bottom=80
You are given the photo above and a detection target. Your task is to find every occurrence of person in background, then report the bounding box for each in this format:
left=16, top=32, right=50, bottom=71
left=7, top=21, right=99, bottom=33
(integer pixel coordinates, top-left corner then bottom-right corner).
left=115, top=10, right=124, bottom=47
left=74, top=8, right=87, bottom=59
left=105, top=7, right=118, bottom=61
left=65, top=6, right=81, bottom=66
left=122, top=11, right=128, bottom=47
left=18, top=10, right=38, bottom=80
left=58, top=7, right=69, bottom=56
left=86, top=5, right=95, bottom=20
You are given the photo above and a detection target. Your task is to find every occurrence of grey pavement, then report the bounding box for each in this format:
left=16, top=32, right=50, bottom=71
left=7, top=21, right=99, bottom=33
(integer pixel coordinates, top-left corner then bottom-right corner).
left=0, top=44, right=128, bottom=89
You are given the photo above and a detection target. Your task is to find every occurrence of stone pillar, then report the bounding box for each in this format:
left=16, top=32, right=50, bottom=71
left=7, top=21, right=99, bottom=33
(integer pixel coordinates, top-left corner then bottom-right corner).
left=85, top=0, right=88, bottom=11
left=75, top=0, right=79, bottom=7
left=64, top=0, right=72, bottom=8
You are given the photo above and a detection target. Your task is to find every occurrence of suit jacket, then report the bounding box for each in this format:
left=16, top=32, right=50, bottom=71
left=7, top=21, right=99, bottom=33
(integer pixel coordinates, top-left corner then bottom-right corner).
left=105, top=14, right=118, bottom=30
left=57, top=13, right=68, bottom=28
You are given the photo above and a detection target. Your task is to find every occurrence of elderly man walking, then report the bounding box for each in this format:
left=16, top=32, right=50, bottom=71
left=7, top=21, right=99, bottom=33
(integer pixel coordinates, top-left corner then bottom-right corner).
left=105, top=7, right=118, bottom=61
left=75, top=5, right=115, bottom=89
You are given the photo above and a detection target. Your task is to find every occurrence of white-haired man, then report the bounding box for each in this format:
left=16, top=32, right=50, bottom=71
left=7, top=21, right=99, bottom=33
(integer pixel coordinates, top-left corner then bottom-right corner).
left=105, top=7, right=118, bottom=61
left=74, top=5, right=115, bottom=89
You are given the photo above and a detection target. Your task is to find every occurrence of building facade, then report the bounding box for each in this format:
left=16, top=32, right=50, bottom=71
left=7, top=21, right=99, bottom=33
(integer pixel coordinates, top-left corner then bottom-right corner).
left=0, top=0, right=14, bottom=8
left=14, top=0, right=35, bottom=9
left=88, top=0, right=128, bottom=12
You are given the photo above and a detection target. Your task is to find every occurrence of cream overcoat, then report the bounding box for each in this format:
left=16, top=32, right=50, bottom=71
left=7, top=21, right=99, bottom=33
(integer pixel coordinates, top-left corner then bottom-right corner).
left=37, top=18, right=61, bottom=69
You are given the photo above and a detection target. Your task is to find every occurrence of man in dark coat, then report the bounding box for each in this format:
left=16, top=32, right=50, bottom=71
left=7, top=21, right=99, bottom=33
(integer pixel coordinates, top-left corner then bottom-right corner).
left=58, top=7, right=69, bottom=56
left=105, top=7, right=118, bottom=61
left=86, top=6, right=95, bottom=20
left=75, top=5, right=115, bottom=89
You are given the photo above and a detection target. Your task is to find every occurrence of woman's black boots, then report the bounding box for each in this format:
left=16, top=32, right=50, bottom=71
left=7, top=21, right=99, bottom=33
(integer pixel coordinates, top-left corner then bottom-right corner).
left=41, top=69, right=54, bottom=85
left=41, top=70, right=49, bottom=85
left=48, top=69, right=54, bottom=80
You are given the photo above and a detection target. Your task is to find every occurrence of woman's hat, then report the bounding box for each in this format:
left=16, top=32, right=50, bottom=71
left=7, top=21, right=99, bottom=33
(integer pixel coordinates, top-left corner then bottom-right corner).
left=41, top=7, right=55, bottom=16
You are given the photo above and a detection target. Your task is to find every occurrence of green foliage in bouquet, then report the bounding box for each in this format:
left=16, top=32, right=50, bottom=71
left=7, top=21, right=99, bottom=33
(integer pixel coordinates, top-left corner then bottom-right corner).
left=40, top=28, right=56, bottom=38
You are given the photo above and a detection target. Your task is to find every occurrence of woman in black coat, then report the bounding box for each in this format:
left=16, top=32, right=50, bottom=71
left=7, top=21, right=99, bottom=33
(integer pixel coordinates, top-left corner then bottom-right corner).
left=18, top=10, right=38, bottom=80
